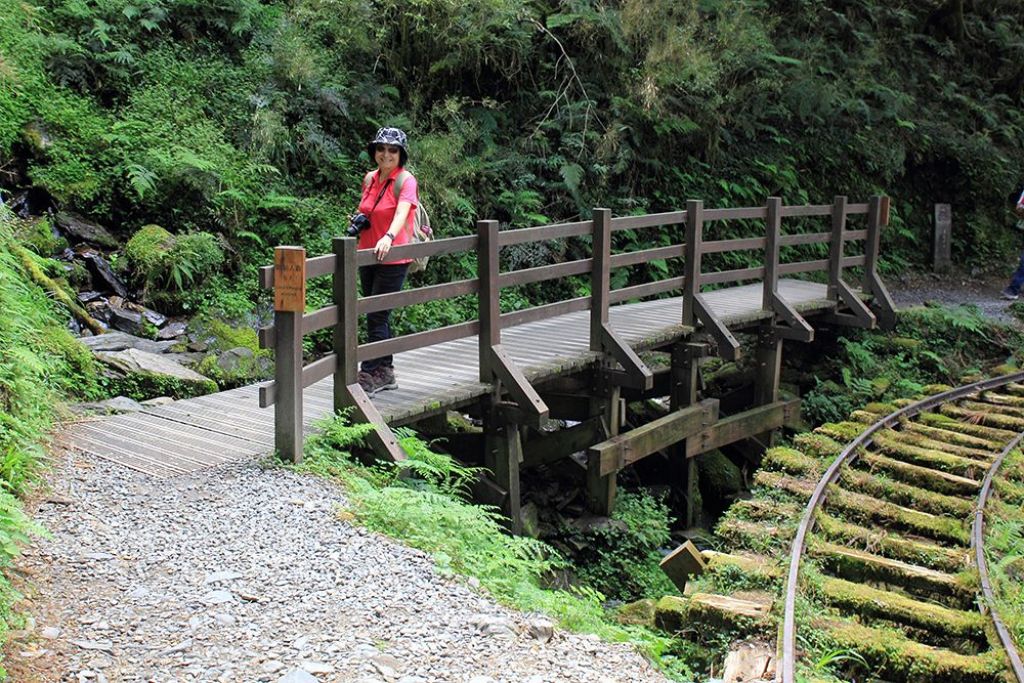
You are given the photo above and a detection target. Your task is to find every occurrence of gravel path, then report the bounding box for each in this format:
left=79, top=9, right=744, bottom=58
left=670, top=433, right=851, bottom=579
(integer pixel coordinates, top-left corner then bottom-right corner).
left=888, top=271, right=1021, bottom=325
left=9, top=449, right=669, bottom=683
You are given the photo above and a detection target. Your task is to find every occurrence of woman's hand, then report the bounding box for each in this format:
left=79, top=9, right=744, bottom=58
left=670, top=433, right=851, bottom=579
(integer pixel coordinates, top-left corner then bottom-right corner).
left=374, top=233, right=394, bottom=261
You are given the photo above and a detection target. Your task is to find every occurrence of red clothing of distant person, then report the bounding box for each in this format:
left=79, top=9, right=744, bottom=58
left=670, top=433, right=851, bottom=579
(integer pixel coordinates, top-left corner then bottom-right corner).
left=357, top=166, right=418, bottom=265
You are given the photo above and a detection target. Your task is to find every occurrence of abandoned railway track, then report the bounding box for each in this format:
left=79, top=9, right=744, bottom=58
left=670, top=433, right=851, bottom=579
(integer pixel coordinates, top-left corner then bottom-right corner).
left=775, top=372, right=1024, bottom=682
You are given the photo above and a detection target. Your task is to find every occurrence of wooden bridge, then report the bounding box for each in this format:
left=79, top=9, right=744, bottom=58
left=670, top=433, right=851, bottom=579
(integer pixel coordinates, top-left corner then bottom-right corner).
left=64, top=196, right=895, bottom=531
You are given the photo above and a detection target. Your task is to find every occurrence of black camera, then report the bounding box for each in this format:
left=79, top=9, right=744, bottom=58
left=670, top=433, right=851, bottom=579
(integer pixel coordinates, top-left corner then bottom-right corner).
left=346, top=213, right=370, bottom=237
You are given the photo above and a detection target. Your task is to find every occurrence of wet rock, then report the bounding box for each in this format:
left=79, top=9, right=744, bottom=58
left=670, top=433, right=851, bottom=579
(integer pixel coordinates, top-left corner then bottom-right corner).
left=79, top=332, right=178, bottom=355
left=77, top=291, right=103, bottom=304
left=56, top=212, right=119, bottom=249
left=77, top=248, right=129, bottom=298
left=108, top=304, right=143, bottom=336
left=158, top=321, right=188, bottom=339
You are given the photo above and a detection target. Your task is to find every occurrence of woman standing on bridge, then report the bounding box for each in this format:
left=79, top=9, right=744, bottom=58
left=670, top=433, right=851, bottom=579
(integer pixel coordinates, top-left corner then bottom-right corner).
left=354, top=127, right=418, bottom=395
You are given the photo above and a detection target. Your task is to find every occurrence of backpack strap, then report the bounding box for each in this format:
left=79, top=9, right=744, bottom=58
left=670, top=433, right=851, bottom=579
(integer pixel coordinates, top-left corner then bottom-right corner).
left=393, top=170, right=410, bottom=201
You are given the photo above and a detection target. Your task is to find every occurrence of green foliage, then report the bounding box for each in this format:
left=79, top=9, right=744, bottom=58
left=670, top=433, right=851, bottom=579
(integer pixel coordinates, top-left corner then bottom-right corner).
left=298, top=414, right=694, bottom=681
left=0, top=210, right=99, bottom=675
left=801, top=305, right=1023, bottom=426
left=124, top=224, right=225, bottom=307
left=561, top=490, right=678, bottom=603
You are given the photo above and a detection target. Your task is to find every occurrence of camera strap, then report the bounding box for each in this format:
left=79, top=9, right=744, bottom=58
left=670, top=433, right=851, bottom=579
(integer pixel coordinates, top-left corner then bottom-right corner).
left=368, top=174, right=393, bottom=214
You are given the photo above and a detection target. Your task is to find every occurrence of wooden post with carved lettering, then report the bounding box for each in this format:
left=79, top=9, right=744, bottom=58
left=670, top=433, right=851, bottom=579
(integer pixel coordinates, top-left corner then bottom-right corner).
left=273, top=246, right=306, bottom=463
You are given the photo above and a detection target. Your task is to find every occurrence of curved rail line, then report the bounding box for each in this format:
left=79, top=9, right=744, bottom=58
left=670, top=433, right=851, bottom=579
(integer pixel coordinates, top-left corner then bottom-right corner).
left=780, top=371, right=1024, bottom=683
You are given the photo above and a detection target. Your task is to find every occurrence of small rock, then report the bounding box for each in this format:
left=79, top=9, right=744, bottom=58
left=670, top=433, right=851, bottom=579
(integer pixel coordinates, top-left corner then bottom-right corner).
left=204, top=570, right=243, bottom=585
left=468, top=677, right=497, bottom=683
left=157, top=321, right=188, bottom=339
left=527, top=617, right=554, bottom=643
left=140, top=396, right=174, bottom=406
left=213, top=613, right=236, bottom=626
left=40, top=626, right=61, bottom=639
left=72, top=640, right=113, bottom=653
left=262, top=660, right=284, bottom=674
left=369, top=653, right=402, bottom=677
left=277, top=670, right=318, bottom=683
left=299, top=660, right=334, bottom=674
left=202, top=590, right=234, bottom=605
left=82, top=552, right=114, bottom=561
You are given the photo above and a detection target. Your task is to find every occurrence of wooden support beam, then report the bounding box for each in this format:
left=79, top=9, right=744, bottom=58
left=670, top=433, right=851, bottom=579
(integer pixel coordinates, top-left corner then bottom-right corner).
left=771, top=292, right=814, bottom=343
left=591, top=399, right=720, bottom=476
left=659, top=540, right=707, bottom=593
left=754, top=326, right=782, bottom=408
left=523, top=417, right=607, bottom=468
left=590, top=208, right=610, bottom=351
left=478, top=219, right=501, bottom=382
left=671, top=342, right=705, bottom=528
left=341, top=382, right=408, bottom=462
left=489, top=344, right=549, bottom=428
left=694, top=294, right=741, bottom=361
left=686, top=399, right=800, bottom=458
left=485, top=399, right=523, bottom=534
left=682, top=199, right=702, bottom=328
left=586, top=381, right=621, bottom=516
left=599, top=323, right=654, bottom=391
left=824, top=279, right=876, bottom=329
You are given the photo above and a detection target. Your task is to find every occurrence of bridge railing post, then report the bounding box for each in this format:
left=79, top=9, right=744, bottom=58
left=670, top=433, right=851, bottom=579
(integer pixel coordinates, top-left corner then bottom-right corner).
left=478, top=219, right=501, bottom=382
left=272, top=246, right=306, bottom=463
left=828, top=195, right=848, bottom=301
left=590, top=208, right=611, bottom=352
left=762, top=197, right=782, bottom=312
left=332, top=236, right=358, bottom=412
left=863, top=195, right=885, bottom=292
left=682, top=199, right=703, bottom=327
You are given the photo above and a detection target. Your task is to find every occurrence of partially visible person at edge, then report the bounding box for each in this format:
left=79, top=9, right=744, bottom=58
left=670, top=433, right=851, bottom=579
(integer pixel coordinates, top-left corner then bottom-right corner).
left=355, top=127, right=418, bottom=395
left=1001, top=186, right=1024, bottom=300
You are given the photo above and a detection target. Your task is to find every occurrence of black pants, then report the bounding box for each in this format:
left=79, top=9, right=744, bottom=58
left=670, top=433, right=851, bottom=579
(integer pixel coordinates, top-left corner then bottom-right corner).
left=359, top=263, right=409, bottom=372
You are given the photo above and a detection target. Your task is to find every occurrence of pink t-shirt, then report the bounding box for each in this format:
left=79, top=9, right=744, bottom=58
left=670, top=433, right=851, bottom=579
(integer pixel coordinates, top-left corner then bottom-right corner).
left=358, top=167, right=418, bottom=265
left=1018, top=187, right=1024, bottom=210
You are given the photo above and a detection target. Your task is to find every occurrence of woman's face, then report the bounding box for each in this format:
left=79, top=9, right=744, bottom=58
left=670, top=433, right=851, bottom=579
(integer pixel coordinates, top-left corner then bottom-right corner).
left=374, top=144, right=401, bottom=173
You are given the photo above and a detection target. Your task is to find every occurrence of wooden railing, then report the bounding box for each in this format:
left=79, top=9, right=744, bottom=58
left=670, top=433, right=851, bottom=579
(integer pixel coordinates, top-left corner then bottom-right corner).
left=258, top=195, right=895, bottom=462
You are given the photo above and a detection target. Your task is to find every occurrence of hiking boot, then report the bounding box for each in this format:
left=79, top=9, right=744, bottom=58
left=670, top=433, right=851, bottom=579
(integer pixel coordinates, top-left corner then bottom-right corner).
left=373, top=365, right=398, bottom=392
left=1002, top=287, right=1020, bottom=301
left=357, top=369, right=379, bottom=395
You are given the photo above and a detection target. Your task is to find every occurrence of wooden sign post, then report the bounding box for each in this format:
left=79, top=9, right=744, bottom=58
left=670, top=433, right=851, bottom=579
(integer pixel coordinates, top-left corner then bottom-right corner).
left=934, top=203, right=952, bottom=274
left=274, top=246, right=306, bottom=462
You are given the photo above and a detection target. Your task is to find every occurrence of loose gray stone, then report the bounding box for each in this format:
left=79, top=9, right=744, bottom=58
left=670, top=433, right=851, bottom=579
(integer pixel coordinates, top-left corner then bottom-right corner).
left=277, top=670, right=318, bottom=683
left=78, top=332, right=178, bottom=355
left=72, top=640, right=114, bottom=653
left=527, top=617, right=554, bottom=643
left=262, top=660, right=284, bottom=674
left=203, top=590, right=234, bottom=605
left=204, top=570, right=243, bottom=585
left=40, top=626, right=61, bottom=639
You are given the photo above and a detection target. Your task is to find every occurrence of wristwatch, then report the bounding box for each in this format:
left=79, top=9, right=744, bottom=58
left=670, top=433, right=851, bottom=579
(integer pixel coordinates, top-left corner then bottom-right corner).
left=383, top=232, right=395, bottom=241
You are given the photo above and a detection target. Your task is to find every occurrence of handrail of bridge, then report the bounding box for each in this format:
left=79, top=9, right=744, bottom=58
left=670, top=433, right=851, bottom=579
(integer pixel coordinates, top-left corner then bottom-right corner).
left=257, top=195, right=895, bottom=462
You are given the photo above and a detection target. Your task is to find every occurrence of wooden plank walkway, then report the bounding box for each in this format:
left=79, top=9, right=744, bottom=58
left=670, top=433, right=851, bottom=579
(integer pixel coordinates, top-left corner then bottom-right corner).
left=60, top=279, right=836, bottom=477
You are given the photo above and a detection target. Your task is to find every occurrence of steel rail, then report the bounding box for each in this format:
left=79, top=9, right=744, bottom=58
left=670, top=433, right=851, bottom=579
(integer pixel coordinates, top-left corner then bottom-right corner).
left=974, top=429, right=1024, bottom=682
left=779, top=371, right=1024, bottom=683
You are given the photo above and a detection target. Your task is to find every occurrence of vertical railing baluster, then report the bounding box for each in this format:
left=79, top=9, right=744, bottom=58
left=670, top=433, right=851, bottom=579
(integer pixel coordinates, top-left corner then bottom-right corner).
left=333, top=236, right=357, bottom=411
left=828, top=195, right=848, bottom=301
left=863, top=195, right=885, bottom=293
left=590, top=208, right=611, bottom=352
left=763, top=197, right=782, bottom=311
left=273, top=245, right=306, bottom=463
left=682, top=200, right=703, bottom=327
left=478, top=219, right=500, bottom=382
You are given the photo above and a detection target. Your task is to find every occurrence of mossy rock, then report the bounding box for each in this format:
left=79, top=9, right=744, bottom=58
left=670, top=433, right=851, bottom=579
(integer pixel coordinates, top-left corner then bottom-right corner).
left=815, top=421, right=864, bottom=443
left=615, top=598, right=656, bottom=627
left=697, top=450, right=743, bottom=500
left=125, top=224, right=175, bottom=272
left=14, top=217, right=67, bottom=256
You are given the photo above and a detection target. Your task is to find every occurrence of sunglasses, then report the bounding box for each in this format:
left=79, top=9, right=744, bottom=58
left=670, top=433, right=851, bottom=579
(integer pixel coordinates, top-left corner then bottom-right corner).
left=375, top=144, right=401, bottom=154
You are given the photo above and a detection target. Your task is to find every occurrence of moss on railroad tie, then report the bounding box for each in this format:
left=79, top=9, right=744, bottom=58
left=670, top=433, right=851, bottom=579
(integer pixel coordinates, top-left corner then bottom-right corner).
left=819, top=620, right=1006, bottom=683
left=815, top=512, right=968, bottom=573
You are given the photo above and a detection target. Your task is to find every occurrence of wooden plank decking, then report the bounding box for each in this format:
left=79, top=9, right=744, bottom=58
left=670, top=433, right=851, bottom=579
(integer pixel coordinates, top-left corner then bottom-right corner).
left=60, top=279, right=836, bottom=477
